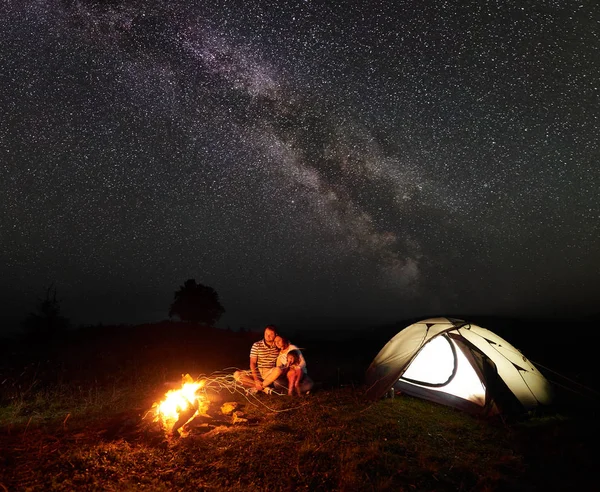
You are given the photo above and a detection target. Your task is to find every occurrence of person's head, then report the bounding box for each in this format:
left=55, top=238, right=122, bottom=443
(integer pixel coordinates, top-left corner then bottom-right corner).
left=287, top=349, right=301, bottom=366
left=275, top=335, right=290, bottom=350
left=264, top=325, right=277, bottom=345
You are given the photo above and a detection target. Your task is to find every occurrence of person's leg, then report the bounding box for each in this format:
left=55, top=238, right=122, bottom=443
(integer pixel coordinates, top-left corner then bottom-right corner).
left=286, top=369, right=297, bottom=395
left=288, top=368, right=303, bottom=395
left=273, top=373, right=289, bottom=392
left=299, top=374, right=314, bottom=394
left=233, top=370, right=256, bottom=388
left=293, top=368, right=303, bottom=396
left=260, top=367, right=282, bottom=389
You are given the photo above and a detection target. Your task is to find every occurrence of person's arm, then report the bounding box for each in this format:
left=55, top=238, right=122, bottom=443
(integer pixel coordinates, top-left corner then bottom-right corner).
left=250, top=356, right=262, bottom=389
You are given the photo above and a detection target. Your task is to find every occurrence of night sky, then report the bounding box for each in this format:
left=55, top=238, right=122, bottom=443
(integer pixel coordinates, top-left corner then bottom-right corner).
left=1, top=0, right=598, bottom=333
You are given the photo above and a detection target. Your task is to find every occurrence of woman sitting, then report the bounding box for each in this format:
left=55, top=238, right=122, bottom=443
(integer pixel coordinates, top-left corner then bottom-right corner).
left=261, top=335, right=313, bottom=395
left=275, top=335, right=312, bottom=396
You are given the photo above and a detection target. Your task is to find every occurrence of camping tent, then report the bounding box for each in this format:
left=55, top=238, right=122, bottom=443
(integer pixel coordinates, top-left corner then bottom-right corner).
left=365, top=317, right=553, bottom=415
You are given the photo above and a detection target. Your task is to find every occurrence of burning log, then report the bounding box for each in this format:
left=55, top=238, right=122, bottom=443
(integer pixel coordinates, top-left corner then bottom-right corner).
left=170, top=400, right=198, bottom=436
left=151, top=374, right=210, bottom=437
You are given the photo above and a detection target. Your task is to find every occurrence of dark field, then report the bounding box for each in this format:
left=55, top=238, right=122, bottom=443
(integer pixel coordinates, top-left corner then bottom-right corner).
left=1, top=319, right=598, bottom=491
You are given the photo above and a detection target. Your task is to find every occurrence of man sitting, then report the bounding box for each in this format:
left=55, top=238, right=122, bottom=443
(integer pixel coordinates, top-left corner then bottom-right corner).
left=234, top=325, right=281, bottom=393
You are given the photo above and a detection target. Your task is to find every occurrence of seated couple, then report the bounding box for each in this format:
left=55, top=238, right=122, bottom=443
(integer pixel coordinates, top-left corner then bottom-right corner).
left=234, top=325, right=313, bottom=396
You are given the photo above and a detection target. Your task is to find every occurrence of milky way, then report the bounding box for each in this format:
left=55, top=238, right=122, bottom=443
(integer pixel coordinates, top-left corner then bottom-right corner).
left=1, top=0, right=599, bottom=331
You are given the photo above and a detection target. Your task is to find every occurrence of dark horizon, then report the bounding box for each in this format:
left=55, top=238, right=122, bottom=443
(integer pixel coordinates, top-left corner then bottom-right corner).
left=1, top=288, right=596, bottom=339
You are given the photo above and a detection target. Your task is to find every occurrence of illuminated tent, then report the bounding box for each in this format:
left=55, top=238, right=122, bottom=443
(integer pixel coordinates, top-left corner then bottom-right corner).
left=365, top=317, right=553, bottom=415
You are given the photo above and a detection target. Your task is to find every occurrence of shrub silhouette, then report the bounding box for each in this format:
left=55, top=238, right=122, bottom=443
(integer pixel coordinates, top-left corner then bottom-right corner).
left=21, top=284, right=70, bottom=340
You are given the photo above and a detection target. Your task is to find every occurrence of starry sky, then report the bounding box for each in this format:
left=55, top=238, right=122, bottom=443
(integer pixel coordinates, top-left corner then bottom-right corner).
left=1, top=0, right=599, bottom=333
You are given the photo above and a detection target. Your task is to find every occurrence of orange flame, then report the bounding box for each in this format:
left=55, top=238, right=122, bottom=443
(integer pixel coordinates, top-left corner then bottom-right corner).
left=152, top=374, right=209, bottom=436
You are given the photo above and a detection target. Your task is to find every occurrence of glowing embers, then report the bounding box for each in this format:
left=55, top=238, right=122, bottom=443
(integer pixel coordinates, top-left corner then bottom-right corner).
left=152, top=373, right=209, bottom=436
left=402, top=335, right=486, bottom=407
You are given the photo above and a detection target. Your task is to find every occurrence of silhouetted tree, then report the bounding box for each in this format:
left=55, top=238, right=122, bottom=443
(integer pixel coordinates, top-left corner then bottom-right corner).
left=21, top=284, right=70, bottom=339
left=169, top=279, right=225, bottom=325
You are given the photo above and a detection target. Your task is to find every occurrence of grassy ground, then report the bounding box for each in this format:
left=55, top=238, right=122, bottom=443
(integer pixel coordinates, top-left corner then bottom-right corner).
left=1, top=322, right=598, bottom=491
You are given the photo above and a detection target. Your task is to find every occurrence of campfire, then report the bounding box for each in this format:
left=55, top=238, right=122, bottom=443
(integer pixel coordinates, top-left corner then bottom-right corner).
left=151, top=373, right=210, bottom=437
left=149, top=371, right=251, bottom=438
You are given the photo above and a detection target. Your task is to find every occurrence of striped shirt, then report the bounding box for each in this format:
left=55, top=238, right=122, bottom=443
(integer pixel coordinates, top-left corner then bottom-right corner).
left=250, top=339, right=280, bottom=369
